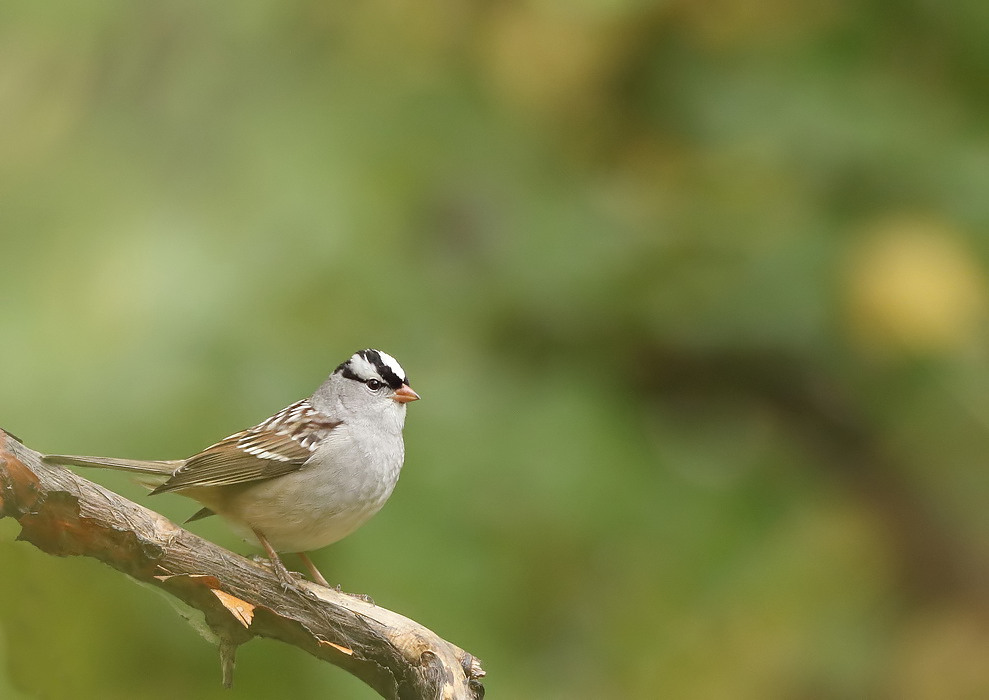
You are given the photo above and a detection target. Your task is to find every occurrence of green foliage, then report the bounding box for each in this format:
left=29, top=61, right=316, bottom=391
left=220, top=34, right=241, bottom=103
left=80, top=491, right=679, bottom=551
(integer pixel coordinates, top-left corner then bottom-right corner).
left=2, top=2, right=989, bottom=698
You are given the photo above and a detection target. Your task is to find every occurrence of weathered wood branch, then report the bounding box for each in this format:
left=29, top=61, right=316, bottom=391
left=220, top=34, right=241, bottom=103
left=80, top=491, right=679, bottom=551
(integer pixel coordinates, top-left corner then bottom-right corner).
left=0, top=429, right=485, bottom=699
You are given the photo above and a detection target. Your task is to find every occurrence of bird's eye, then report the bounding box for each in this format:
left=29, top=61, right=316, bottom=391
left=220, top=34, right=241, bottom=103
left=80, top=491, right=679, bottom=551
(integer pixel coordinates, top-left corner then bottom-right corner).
left=366, top=379, right=384, bottom=391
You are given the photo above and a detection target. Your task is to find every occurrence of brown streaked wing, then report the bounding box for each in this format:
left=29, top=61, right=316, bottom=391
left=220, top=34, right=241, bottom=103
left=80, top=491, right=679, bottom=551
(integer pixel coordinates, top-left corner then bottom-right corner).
left=150, top=400, right=341, bottom=494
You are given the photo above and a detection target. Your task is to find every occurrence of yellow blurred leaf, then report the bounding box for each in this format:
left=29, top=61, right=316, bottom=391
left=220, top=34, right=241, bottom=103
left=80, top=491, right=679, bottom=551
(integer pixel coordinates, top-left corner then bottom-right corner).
left=481, top=5, right=620, bottom=119
left=887, top=606, right=989, bottom=699
left=844, top=217, right=987, bottom=355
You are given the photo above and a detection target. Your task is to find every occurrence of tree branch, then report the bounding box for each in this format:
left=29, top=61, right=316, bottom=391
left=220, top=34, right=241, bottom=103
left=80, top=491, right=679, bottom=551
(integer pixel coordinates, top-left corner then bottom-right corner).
left=0, top=429, right=485, bottom=699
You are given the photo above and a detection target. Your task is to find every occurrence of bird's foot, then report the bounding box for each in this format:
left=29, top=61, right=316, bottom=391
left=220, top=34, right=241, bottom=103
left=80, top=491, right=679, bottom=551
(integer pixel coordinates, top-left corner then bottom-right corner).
left=251, top=555, right=305, bottom=593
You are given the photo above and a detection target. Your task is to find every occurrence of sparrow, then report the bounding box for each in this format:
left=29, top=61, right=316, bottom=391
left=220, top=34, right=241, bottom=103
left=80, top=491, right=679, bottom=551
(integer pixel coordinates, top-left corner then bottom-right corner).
left=44, top=349, right=419, bottom=588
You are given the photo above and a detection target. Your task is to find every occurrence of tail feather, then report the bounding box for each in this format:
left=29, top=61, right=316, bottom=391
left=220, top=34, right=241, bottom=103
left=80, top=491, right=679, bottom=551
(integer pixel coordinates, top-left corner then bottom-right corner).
left=43, top=454, right=180, bottom=476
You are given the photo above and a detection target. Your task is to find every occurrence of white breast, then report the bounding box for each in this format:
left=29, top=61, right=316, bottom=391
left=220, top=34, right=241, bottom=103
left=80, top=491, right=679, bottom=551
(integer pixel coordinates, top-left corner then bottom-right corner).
left=214, top=424, right=405, bottom=552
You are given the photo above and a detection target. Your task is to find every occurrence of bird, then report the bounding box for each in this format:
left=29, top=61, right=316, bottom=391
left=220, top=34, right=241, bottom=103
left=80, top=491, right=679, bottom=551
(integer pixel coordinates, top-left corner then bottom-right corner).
left=43, top=349, right=419, bottom=589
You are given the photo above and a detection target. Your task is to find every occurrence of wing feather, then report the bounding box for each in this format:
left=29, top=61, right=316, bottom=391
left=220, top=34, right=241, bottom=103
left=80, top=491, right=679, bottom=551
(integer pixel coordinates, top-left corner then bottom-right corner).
left=150, top=400, right=341, bottom=494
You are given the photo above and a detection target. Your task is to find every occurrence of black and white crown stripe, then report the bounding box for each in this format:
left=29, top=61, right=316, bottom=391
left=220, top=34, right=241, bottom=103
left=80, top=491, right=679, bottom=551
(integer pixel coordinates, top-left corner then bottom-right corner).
left=335, top=349, right=409, bottom=391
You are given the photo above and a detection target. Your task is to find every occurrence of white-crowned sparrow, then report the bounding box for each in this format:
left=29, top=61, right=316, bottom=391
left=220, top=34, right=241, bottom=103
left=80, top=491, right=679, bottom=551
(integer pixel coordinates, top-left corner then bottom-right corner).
left=43, top=349, right=419, bottom=588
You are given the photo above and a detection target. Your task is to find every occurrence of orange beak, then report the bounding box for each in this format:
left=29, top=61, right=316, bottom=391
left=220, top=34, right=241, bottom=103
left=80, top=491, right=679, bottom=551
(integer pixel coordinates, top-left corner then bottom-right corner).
left=392, top=384, right=420, bottom=404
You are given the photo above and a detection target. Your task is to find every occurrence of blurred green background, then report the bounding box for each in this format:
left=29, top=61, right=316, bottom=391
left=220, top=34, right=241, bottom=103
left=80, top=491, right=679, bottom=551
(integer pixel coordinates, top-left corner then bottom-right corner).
left=3, top=2, right=989, bottom=698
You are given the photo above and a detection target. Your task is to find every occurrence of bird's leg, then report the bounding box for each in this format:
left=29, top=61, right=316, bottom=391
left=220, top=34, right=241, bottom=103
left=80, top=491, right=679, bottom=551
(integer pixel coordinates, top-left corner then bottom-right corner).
left=251, top=528, right=298, bottom=590
left=297, top=552, right=331, bottom=588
